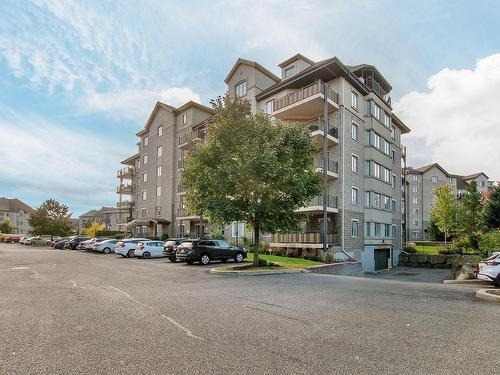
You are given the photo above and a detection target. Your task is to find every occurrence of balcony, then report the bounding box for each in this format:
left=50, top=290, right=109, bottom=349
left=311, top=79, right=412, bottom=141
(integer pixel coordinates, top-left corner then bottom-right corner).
left=178, top=128, right=207, bottom=148
left=270, top=232, right=336, bottom=249
left=298, top=194, right=338, bottom=214
left=314, top=156, right=338, bottom=179
left=177, top=183, right=186, bottom=195
left=117, top=201, right=133, bottom=209
left=117, top=166, right=134, bottom=179
left=365, top=76, right=391, bottom=106
left=117, top=184, right=135, bottom=195
left=177, top=159, right=185, bottom=170
left=299, top=121, right=339, bottom=148
left=272, top=81, right=340, bottom=121
left=176, top=208, right=207, bottom=221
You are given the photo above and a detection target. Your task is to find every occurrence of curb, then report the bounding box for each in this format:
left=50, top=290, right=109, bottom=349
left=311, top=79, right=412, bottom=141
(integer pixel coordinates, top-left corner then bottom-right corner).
left=210, top=267, right=307, bottom=276
left=443, top=279, right=490, bottom=285
left=475, top=288, right=500, bottom=302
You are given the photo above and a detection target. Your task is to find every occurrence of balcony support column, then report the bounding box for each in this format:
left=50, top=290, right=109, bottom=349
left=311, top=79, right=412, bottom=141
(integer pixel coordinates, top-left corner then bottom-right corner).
left=322, top=82, right=329, bottom=259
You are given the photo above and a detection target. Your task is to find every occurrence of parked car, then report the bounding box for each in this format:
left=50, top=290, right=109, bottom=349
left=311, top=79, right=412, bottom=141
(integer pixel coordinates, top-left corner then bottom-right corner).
left=54, top=239, right=69, bottom=249
left=19, top=236, right=28, bottom=245
left=80, top=237, right=111, bottom=251
left=162, top=238, right=186, bottom=262
left=115, top=238, right=150, bottom=258
left=134, top=241, right=165, bottom=259
left=93, top=239, right=118, bottom=254
left=175, top=239, right=247, bottom=265
left=477, top=252, right=500, bottom=287
left=24, top=236, right=49, bottom=246
left=4, top=235, right=21, bottom=243
left=65, top=237, right=89, bottom=250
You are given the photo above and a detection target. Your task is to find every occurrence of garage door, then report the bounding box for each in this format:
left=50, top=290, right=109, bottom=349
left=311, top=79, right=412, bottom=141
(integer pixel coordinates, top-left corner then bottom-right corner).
left=374, top=248, right=390, bottom=271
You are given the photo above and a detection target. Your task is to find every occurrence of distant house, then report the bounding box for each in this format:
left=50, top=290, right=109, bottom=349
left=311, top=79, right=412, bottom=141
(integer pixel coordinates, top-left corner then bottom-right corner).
left=0, top=197, right=35, bottom=234
left=78, top=206, right=128, bottom=233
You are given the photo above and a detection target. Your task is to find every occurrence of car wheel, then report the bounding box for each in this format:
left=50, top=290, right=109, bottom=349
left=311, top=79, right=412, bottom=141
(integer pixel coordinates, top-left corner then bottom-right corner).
left=220, top=259, right=228, bottom=263
left=234, top=252, right=244, bottom=263
left=143, top=252, right=151, bottom=259
left=103, top=247, right=111, bottom=254
left=127, top=250, right=134, bottom=258
left=169, top=257, right=176, bottom=263
left=494, top=275, right=500, bottom=288
left=200, top=254, right=210, bottom=265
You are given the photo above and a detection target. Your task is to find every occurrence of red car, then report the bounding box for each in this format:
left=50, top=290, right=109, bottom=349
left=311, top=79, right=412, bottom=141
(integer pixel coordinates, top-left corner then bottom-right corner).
left=4, top=235, right=21, bottom=243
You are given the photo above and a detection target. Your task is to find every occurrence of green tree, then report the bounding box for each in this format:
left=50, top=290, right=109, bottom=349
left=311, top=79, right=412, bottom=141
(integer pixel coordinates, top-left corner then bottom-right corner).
left=183, top=95, right=321, bottom=266
left=28, top=199, right=73, bottom=238
left=430, top=185, right=459, bottom=248
left=84, top=221, right=105, bottom=238
left=428, top=218, right=444, bottom=241
left=0, top=218, right=14, bottom=234
left=483, top=186, right=500, bottom=230
left=458, top=180, right=483, bottom=234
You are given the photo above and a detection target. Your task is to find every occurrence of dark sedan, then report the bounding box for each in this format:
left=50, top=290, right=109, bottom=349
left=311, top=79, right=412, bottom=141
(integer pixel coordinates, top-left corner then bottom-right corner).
left=64, top=237, right=89, bottom=250
left=162, top=238, right=186, bottom=262
left=175, top=239, right=247, bottom=265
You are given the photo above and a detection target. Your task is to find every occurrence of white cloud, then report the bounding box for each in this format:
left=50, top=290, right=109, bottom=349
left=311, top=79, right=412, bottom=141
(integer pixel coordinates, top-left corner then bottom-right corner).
left=394, top=53, right=500, bottom=181
left=83, top=88, right=202, bottom=121
left=0, top=107, right=130, bottom=208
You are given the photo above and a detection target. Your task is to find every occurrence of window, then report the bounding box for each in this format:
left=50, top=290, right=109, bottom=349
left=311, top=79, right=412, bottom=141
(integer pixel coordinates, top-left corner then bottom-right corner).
left=391, top=199, right=396, bottom=212
left=365, top=191, right=371, bottom=207
left=413, top=220, right=419, bottom=226
left=481, top=181, right=485, bottom=187
left=365, top=130, right=371, bottom=145
left=385, top=224, right=391, bottom=237
left=137, top=159, right=141, bottom=170
left=375, top=223, right=381, bottom=237
left=374, top=193, right=381, bottom=208
left=374, top=133, right=381, bottom=149
left=384, top=113, right=390, bottom=128
left=391, top=125, right=395, bottom=139
left=142, top=191, right=147, bottom=201
left=384, top=168, right=390, bottom=183
left=365, top=161, right=371, bottom=176
left=157, top=146, right=162, bottom=157
left=392, top=149, right=396, bottom=163
left=392, top=174, right=397, bottom=188
left=412, top=185, right=418, bottom=193
left=365, top=222, right=371, bottom=237
left=182, top=113, right=187, bottom=124
left=374, top=163, right=381, bottom=179
left=372, top=102, right=381, bottom=119
left=351, top=187, right=359, bottom=205
left=157, top=166, right=162, bottom=177
left=143, top=154, right=148, bottom=164
left=158, top=126, right=163, bottom=136
left=384, top=141, right=390, bottom=155
left=351, top=154, right=359, bottom=173
left=384, top=196, right=390, bottom=210
left=235, top=80, right=247, bottom=97
left=141, top=208, right=146, bottom=218
left=231, top=222, right=245, bottom=237
left=413, top=197, right=418, bottom=204
left=156, top=186, right=161, bottom=197
left=266, top=100, right=274, bottom=114
left=143, top=136, right=149, bottom=146
left=351, top=91, right=359, bottom=110
left=413, top=231, right=419, bottom=239
left=351, top=122, right=359, bottom=141
left=431, top=176, right=438, bottom=183
left=156, top=206, right=161, bottom=217
left=391, top=225, right=396, bottom=239
left=412, top=175, right=418, bottom=182
left=351, top=220, right=359, bottom=237
left=447, top=178, right=453, bottom=184
left=414, top=208, right=419, bottom=215
left=143, top=172, right=148, bottom=182
left=284, top=65, right=296, bottom=78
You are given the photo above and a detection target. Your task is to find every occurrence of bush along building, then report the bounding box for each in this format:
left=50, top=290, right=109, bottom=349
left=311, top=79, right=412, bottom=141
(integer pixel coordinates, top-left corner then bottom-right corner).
left=405, top=163, right=495, bottom=241
left=118, top=53, right=411, bottom=271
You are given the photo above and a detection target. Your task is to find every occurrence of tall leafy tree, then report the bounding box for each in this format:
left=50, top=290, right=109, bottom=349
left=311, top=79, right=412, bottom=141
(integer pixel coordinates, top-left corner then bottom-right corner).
left=84, top=221, right=105, bottom=238
left=183, top=95, right=321, bottom=266
left=430, top=185, right=459, bottom=247
left=483, top=186, right=500, bottom=230
left=0, top=218, right=14, bottom=234
left=28, top=199, right=73, bottom=238
left=459, top=180, right=482, bottom=234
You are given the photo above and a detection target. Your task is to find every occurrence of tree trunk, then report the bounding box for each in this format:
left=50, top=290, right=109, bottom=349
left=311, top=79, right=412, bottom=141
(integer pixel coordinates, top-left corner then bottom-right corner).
left=252, top=224, right=259, bottom=267
left=444, top=230, right=448, bottom=248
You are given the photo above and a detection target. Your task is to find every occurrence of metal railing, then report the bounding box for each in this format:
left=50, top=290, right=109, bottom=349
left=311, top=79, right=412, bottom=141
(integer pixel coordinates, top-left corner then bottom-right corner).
left=116, top=184, right=135, bottom=194
left=314, top=156, right=338, bottom=174
left=306, top=194, right=338, bottom=209
left=273, top=81, right=340, bottom=112
left=178, top=128, right=207, bottom=146
left=117, top=201, right=133, bottom=208
left=271, top=232, right=335, bottom=244
left=299, top=122, right=339, bottom=139
left=365, top=76, right=391, bottom=105
left=117, top=167, right=134, bottom=178
left=177, top=159, right=185, bottom=170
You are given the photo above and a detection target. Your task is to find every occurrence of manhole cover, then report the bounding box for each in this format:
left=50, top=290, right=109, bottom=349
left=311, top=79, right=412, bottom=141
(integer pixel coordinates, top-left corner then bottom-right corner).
left=394, top=272, right=420, bottom=277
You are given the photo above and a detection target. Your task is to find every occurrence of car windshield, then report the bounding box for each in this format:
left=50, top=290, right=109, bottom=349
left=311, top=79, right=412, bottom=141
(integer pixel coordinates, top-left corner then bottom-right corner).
left=485, top=253, right=500, bottom=261
left=165, top=241, right=176, bottom=246
left=182, top=242, right=193, bottom=248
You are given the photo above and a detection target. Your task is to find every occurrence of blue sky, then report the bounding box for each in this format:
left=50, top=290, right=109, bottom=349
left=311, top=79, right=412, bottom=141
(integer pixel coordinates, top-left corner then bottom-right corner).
left=1, top=0, right=499, bottom=216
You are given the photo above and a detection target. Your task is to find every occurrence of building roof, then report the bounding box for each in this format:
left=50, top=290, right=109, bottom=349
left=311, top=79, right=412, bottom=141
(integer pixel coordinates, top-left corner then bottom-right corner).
left=121, top=153, right=139, bottom=166
left=224, top=58, right=281, bottom=84
left=0, top=197, right=35, bottom=213
left=347, top=64, right=392, bottom=92
left=461, top=172, right=489, bottom=180
left=391, top=113, right=411, bottom=134
left=278, top=53, right=315, bottom=68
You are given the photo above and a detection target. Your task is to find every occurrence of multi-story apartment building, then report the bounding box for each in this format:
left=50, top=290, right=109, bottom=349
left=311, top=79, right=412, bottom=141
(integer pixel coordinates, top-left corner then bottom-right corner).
left=405, top=163, right=494, bottom=241
left=118, top=53, right=410, bottom=271
left=78, top=206, right=129, bottom=233
left=0, top=197, right=35, bottom=234
left=223, top=54, right=410, bottom=271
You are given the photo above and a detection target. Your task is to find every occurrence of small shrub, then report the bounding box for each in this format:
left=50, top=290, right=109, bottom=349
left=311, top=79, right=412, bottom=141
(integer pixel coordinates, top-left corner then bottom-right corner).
left=325, top=254, right=334, bottom=263
left=404, top=242, right=416, bottom=253
left=438, top=247, right=454, bottom=255
left=478, top=230, right=500, bottom=256
left=209, top=230, right=225, bottom=240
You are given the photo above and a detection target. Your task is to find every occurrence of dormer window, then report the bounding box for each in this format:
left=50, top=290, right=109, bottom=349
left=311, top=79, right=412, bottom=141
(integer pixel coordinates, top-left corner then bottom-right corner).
left=235, top=80, right=247, bottom=97
left=284, top=65, right=296, bottom=78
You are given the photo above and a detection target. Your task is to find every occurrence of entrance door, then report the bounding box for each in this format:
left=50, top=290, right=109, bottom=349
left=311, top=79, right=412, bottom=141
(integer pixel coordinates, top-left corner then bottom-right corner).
left=374, top=248, right=390, bottom=271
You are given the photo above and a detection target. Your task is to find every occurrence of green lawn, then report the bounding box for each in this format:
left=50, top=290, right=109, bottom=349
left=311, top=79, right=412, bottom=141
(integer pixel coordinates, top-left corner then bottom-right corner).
left=245, top=253, right=322, bottom=268
left=415, top=244, right=442, bottom=255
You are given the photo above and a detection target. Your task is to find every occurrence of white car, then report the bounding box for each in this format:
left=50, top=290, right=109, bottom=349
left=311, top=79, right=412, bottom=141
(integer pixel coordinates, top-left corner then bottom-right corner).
left=134, top=241, right=165, bottom=259
left=477, top=252, right=500, bottom=287
left=19, top=237, right=28, bottom=245
left=115, top=238, right=150, bottom=258
left=93, top=239, right=118, bottom=254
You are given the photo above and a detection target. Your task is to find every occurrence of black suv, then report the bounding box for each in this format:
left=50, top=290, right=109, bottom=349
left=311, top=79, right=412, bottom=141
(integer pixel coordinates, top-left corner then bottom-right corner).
left=175, top=239, right=247, bottom=265
left=163, top=238, right=186, bottom=262
left=64, top=237, right=89, bottom=250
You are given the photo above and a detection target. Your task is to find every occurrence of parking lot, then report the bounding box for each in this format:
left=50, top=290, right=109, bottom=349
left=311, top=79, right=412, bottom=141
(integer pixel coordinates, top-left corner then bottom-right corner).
left=1, top=242, right=499, bottom=375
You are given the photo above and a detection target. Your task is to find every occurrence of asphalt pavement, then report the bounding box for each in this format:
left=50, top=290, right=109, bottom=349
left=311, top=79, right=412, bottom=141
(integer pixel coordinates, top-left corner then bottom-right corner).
left=0, top=243, right=498, bottom=375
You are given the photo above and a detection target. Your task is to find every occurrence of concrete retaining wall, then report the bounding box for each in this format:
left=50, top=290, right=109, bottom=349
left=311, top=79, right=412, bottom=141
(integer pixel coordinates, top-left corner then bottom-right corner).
left=306, top=261, right=363, bottom=276
left=398, top=253, right=479, bottom=269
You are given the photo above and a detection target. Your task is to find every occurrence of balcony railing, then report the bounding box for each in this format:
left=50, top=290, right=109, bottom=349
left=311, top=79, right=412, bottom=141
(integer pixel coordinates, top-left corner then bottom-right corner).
left=273, top=81, right=340, bottom=112
left=314, top=156, right=338, bottom=174
left=177, top=159, right=185, bottom=170
left=271, top=232, right=335, bottom=244
left=177, top=184, right=186, bottom=194
left=178, top=128, right=207, bottom=147
left=299, top=122, right=339, bottom=139
left=117, top=184, right=135, bottom=194
left=117, top=201, right=133, bottom=208
left=306, top=194, right=338, bottom=209
left=365, top=76, right=391, bottom=106
left=117, top=167, right=134, bottom=178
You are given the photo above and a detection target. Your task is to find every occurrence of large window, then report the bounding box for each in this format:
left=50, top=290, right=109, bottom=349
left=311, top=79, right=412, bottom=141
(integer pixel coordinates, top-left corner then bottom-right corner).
left=392, top=174, right=397, bottom=189
left=351, top=220, right=359, bottom=237
left=384, top=112, right=390, bottom=128
left=157, top=166, right=162, bottom=177
left=391, top=199, right=396, bottom=212
left=266, top=100, right=274, bottom=114
left=284, top=65, right=296, bottom=78
left=156, top=186, right=161, bottom=197
left=391, top=125, right=395, bottom=139
left=385, top=224, right=391, bottom=237
left=351, top=91, right=359, bottom=110
left=352, top=154, right=359, bottom=173
left=157, top=145, right=162, bottom=157
left=375, top=223, right=381, bottom=237
left=158, top=126, right=163, bottom=136
left=412, top=175, right=418, bottom=182
left=431, top=176, right=438, bottom=183
left=143, top=154, right=148, bottom=165
left=182, top=113, right=187, bottom=124
left=351, top=187, right=359, bottom=205
left=235, top=80, right=247, bottom=97
left=352, top=122, right=359, bottom=141
left=374, top=163, right=381, bottom=179
left=384, top=168, right=390, bottom=183
left=365, top=191, right=371, bottom=207
left=365, top=222, right=371, bottom=237
left=391, top=225, right=397, bottom=239
left=143, top=172, right=148, bottom=183
left=143, top=136, right=148, bottom=146
left=142, top=190, right=147, bottom=201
